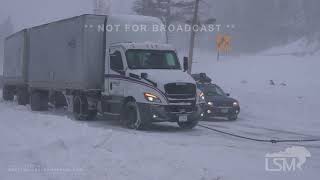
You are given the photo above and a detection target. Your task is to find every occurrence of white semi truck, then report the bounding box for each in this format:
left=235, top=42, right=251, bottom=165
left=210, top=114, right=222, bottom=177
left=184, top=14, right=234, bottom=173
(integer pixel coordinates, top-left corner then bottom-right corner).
left=2, top=14, right=204, bottom=129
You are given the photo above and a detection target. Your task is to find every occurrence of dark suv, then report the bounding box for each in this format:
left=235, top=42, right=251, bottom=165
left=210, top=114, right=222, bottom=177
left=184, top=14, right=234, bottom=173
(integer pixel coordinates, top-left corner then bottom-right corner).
left=192, top=73, right=240, bottom=120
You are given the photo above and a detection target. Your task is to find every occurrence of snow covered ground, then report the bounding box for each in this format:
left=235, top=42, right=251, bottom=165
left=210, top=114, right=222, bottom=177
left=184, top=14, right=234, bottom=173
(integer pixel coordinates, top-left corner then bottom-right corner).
left=260, top=38, right=319, bottom=56
left=1, top=52, right=320, bottom=180
left=192, top=51, right=320, bottom=136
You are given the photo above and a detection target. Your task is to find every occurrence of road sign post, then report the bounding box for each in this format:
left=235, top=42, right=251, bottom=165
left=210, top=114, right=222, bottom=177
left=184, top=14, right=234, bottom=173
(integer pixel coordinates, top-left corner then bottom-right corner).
left=216, top=34, right=231, bottom=60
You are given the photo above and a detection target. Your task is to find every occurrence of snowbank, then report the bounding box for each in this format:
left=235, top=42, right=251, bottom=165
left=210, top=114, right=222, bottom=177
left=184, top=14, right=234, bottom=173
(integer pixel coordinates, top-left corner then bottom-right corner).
left=261, top=38, right=320, bottom=56
left=0, top=99, right=319, bottom=180
left=192, top=51, right=320, bottom=135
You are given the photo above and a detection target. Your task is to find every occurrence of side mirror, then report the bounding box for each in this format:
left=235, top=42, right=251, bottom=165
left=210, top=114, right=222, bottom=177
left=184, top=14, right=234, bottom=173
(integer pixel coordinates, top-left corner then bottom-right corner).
left=226, top=93, right=230, bottom=96
left=141, top=73, right=148, bottom=79
left=183, top=57, right=189, bottom=72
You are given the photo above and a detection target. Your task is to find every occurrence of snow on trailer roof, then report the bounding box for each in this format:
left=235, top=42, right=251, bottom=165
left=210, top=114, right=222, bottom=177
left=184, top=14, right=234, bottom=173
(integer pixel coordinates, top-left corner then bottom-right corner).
left=5, top=29, right=27, bottom=40
left=6, top=14, right=168, bottom=51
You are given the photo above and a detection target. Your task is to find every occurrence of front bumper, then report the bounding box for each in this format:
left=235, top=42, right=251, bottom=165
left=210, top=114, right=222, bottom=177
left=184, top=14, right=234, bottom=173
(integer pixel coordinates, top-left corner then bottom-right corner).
left=202, top=104, right=240, bottom=118
left=137, top=103, right=204, bottom=123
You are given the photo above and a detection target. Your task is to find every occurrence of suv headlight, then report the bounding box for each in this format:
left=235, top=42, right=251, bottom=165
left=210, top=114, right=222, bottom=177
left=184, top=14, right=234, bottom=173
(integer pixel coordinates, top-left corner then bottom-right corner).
left=200, top=92, right=205, bottom=100
left=144, top=93, right=161, bottom=103
left=198, top=92, right=206, bottom=104
left=233, top=102, right=239, bottom=107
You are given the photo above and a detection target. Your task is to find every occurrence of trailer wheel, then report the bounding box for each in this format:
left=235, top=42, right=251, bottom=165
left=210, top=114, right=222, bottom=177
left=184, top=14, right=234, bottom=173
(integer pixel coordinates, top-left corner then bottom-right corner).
left=73, top=95, right=96, bottom=121
left=123, top=101, right=147, bottom=130
left=17, top=88, right=29, bottom=105
left=2, top=85, right=14, bottom=101
left=30, top=91, right=48, bottom=111
left=53, top=92, right=67, bottom=108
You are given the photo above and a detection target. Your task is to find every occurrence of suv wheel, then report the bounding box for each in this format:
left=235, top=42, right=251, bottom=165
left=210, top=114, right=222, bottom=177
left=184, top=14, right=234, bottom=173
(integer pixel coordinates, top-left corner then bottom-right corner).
left=228, top=115, right=238, bottom=121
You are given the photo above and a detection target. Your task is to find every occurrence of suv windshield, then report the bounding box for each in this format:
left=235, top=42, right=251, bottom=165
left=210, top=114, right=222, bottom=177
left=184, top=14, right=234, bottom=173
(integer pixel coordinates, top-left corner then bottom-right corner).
left=198, top=84, right=226, bottom=97
left=126, top=50, right=181, bottom=70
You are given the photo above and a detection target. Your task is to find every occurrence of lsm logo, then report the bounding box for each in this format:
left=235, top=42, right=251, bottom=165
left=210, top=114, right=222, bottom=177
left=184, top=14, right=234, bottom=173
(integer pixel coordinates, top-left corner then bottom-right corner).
left=265, top=146, right=311, bottom=172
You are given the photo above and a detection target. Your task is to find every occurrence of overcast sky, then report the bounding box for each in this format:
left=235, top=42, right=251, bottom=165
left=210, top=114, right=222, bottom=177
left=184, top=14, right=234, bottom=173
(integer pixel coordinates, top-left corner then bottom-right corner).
left=0, top=0, right=134, bottom=31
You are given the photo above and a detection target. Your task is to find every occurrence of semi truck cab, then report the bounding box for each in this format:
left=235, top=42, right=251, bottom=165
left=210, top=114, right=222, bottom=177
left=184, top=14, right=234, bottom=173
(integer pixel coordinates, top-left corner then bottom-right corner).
left=101, top=42, right=204, bottom=129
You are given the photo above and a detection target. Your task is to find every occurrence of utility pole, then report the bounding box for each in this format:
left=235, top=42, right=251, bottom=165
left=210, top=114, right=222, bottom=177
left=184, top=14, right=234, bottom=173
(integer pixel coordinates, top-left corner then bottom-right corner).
left=187, top=0, right=200, bottom=74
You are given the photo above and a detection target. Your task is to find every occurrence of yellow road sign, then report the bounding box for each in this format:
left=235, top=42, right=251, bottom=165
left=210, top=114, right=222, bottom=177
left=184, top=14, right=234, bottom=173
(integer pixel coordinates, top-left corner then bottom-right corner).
left=216, top=34, right=231, bottom=52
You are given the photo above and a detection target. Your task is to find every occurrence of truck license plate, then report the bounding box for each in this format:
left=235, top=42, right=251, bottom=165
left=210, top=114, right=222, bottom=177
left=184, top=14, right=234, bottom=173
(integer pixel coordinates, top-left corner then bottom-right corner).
left=179, top=115, right=188, bottom=122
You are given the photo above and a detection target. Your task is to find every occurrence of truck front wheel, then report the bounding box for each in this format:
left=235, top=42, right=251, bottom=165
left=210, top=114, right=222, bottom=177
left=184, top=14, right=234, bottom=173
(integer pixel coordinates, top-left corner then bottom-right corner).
left=73, top=95, right=97, bottom=121
left=123, top=102, right=147, bottom=130
left=2, top=85, right=14, bottom=101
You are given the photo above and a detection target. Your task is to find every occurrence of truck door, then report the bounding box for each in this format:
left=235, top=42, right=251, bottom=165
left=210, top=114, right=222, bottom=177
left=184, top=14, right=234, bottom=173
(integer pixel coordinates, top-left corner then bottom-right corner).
left=102, top=47, right=126, bottom=114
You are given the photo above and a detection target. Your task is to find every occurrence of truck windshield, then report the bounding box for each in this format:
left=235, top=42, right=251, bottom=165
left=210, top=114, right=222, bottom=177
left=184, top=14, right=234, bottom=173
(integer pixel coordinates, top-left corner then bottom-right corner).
left=126, top=50, right=181, bottom=70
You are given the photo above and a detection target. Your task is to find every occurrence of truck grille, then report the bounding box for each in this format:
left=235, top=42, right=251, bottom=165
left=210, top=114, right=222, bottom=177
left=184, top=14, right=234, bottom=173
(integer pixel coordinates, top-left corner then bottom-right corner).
left=164, top=83, right=196, bottom=109
left=164, top=83, right=196, bottom=99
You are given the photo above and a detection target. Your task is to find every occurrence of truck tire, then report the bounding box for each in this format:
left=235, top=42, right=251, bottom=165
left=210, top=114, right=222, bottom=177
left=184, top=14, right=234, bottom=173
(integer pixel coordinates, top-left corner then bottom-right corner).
left=17, top=88, right=29, bottom=105
left=30, top=91, right=48, bottom=111
left=178, top=119, right=199, bottom=129
left=123, top=101, right=148, bottom=130
left=2, top=85, right=14, bottom=101
left=53, top=92, right=67, bottom=108
left=73, top=95, right=97, bottom=121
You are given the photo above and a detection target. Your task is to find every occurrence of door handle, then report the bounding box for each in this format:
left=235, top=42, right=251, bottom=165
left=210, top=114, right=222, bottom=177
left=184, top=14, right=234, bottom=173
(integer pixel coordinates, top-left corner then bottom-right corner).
left=110, top=82, right=113, bottom=90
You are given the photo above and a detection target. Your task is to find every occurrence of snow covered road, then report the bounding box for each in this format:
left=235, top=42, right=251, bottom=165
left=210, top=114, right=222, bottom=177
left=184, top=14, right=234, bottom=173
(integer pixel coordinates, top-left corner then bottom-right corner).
left=1, top=53, right=320, bottom=180
left=0, top=100, right=319, bottom=180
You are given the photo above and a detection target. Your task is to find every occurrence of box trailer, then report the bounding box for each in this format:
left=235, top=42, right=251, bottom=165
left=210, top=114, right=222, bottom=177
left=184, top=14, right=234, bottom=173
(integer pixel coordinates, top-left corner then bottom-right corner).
left=2, top=14, right=204, bottom=129
left=2, top=29, right=29, bottom=103
left=28, top=15, right=105, bottom=90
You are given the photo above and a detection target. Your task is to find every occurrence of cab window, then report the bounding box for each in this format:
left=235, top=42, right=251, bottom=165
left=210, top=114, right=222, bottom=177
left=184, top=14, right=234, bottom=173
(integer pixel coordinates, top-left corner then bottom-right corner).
left=110, top=51, right=124, bottom=71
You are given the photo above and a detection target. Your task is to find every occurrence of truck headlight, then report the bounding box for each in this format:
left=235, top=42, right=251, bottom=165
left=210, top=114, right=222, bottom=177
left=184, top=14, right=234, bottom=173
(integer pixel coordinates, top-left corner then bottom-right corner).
left=233, top=102, right=239, bottom=107
left=208, top=101, right=213, bottom=106
left=144, top=93, right=161, bottom=103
